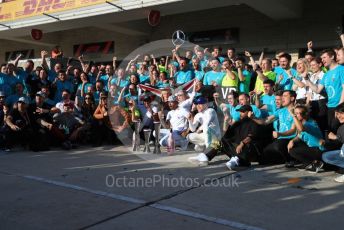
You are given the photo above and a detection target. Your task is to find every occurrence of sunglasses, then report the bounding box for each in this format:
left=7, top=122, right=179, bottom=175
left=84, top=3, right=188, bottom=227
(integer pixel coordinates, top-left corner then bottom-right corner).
left=85, top=97, right=91, bottom=99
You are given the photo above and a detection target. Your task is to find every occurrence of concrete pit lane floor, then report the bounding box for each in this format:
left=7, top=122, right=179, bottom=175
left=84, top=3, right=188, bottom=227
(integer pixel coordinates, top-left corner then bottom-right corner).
left=1, top=146, right=344, bottom=230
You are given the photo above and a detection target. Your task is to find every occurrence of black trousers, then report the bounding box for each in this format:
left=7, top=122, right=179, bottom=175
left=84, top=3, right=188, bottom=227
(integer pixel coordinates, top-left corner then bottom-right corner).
left=310, top=99, right=328, bottom=132
left=206, top=139, right=258, bottom=166
left=261, top=138, right=291, bottom=164
left=5, top=127, right=34, bottom=149
left=328, top=107, right=340, bottom=133
left=288, top=141, right=323, bottom=164
left=91, top=121, right=121, bottom=146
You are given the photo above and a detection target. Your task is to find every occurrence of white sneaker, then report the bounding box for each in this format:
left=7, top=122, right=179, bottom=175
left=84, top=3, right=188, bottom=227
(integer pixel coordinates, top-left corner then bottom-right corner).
left=334, top=175, right=344, bottom=183
left=188, top=153, right=209, bottom=166
left=225, top=156, right=239, bottom=170
left=194, top=145, right=205, bottom=152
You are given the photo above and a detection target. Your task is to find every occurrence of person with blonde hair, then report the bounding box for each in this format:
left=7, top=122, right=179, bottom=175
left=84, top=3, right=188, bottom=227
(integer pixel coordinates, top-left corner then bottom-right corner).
left=291, top=58, right=311, bottom=104
left=307, top=57, right=327, bottom=131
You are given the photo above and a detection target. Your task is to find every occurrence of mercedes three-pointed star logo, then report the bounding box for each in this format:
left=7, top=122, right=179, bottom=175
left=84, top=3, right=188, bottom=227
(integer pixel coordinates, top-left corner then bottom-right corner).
left=172, top=30, right=186, bottom=46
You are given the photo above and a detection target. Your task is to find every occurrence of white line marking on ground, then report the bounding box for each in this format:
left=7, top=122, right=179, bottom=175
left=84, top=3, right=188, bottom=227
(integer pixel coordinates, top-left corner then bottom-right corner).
left=20, top=174, right=265, bottom=230
left=23, top=175, right=146, bottom=205
left=150, top=203, right=265, bottom=230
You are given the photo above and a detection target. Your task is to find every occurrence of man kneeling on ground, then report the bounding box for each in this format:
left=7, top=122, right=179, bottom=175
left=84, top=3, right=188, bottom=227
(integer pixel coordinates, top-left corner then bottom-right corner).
left=188, top=104, right=259, bottom=170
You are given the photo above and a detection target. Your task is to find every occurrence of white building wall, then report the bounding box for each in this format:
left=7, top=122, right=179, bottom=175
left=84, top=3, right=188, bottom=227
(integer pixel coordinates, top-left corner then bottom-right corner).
left=0, top=2, right=343, bottom=64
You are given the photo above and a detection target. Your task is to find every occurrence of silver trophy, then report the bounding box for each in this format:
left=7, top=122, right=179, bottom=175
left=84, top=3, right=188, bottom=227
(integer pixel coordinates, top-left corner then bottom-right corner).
left=153, top=122, right=161, bottom=154
left=172, top=30, right=186, bottom=47
left=132, top=120, right=141, bottom=151
left=143, top=129, right=152, bottom=153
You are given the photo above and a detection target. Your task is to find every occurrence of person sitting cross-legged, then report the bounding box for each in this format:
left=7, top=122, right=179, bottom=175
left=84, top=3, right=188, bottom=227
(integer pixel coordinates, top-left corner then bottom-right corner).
left=4, top=97, right=34, bottom=151
left=287, top=104, right=325, bottom=173
left=52, top=103, right=84, bottom=150
left=187, top=97, right=221, bottom=165
left=157, top=95, right=189, bottom=150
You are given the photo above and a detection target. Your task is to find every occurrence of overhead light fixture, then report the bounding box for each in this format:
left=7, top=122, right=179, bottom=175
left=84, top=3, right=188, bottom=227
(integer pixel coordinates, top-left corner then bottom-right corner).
left=0, top=23, right=11, bottom=29
left=106, top=1, right=126, bottom=11
left=43, top=13, right=60, bottom=21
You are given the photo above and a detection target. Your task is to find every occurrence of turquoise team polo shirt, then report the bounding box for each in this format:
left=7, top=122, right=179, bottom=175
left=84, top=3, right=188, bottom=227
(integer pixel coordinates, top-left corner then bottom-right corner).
left=319, top=65, right=344, bottom=108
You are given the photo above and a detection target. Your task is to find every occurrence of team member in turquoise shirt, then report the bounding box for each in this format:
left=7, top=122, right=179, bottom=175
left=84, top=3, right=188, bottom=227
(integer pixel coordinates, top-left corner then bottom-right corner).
left=99, top=64, right=115, bottom=92
left=174, top=58, right=193, bottom=85
left=110, top=68, right=129, bottom=89
left=236, top=57, right=252, bottom=93
left=212, top=46, right=225, bottom=63
left=0, top=72, right=12, bottom=96
left=288, top=104, right=325, bottom=173
left=52, top=71, right=74, bottom=102
left=203, top=58, right=225, bottom=86
left=256, top=79, right=276, bottom=116
left=251, top=90, right=297, bottom=166
left=139, top=74, right=150, bottom=84
left=5, top=82, right=29, bottom=107
left=191, top=58, right=204, bottom=81
left=194, top=48, right=208, bottom=70
left=14, top=59, right=35, bottom=95
left=274, top=53, right=298, bottom=90
left=305, top=49, right=344, bottom=132
left=76, top=72, right=93, bottom=102
left=230, top=93, right=262, bottom=122
left=271, top=91, right=283, bottom=131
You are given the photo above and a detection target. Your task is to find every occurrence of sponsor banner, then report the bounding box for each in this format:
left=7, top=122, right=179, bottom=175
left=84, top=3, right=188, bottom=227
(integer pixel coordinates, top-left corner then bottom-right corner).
left=219, top=87, right=237, bottom=100
left=0, top=0, right=109, bottom=23
left=73, top=41, right=114, bottom=56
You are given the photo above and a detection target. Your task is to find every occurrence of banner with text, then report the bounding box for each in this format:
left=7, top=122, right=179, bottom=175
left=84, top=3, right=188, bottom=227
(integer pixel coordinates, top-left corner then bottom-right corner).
left=0, top=0, right=110, bottom=23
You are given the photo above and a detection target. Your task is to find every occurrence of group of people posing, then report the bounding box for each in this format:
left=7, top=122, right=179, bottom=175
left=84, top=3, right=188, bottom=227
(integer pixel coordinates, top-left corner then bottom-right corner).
left=1, top=35, right=344, bottom=182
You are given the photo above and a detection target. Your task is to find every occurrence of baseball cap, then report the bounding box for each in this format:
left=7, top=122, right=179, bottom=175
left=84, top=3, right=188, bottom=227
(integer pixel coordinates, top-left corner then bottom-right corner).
left=236, top=105, right=252, bottom=112
left=36, top=91, right=45, bottom=97
left=0, top=91, right=5, bottom=97
left=142, top=95, right=152, bottom=102
left=168, top=95, right=177, bottom=102
left=17, top=97, right=28, bottom=104
left=193, top=97, right=207, bottom=105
